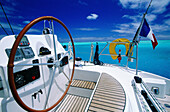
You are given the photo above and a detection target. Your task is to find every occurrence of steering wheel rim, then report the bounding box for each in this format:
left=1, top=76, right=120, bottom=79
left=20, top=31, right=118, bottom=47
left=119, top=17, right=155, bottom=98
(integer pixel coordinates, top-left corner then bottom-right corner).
left=8, top=16, right=75, bottom=112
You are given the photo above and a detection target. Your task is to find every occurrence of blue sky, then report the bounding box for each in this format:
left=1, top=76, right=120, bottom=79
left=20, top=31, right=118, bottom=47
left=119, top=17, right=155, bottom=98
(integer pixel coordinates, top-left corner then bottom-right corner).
left=0, top=0, right=170, bottom=42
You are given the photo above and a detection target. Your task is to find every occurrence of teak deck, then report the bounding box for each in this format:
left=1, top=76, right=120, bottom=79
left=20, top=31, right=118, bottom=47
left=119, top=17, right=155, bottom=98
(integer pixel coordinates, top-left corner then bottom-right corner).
left=56, top=95, right=89, bottom=112
left=71, top=80, right=96, bottom=90
left=56, top=73, right=126, bottom=112
left=88, top=73, right=126, bottom=112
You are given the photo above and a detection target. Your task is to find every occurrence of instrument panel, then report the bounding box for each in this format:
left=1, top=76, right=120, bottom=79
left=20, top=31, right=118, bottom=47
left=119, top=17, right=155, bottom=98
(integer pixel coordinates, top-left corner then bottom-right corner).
left=21, top=47, right=35, bottom=59
left=6, top=36, right=34, bottom=61
left=15, top=35, right=30, bottom=46
left=5, top=48, right=24, bottom=61
left=6, top=47, right=35, bottom=61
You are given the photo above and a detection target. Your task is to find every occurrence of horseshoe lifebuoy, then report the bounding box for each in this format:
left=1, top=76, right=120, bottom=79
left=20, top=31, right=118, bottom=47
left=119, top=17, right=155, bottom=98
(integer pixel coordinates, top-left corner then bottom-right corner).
left=109, top=38, right=133, bottom=60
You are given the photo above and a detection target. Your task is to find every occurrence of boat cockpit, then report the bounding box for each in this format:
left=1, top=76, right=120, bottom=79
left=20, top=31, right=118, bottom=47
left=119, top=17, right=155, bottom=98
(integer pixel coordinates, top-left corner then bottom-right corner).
left=0, top=16, right=169, bottom=112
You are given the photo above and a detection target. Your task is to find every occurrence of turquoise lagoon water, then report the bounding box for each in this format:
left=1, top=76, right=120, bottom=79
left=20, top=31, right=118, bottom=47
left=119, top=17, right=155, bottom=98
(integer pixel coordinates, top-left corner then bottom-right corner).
left=71, top=40, right=170, bottom=79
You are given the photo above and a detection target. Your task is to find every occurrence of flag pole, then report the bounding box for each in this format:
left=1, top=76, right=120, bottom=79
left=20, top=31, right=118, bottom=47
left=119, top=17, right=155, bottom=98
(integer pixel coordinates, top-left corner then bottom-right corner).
left=128, top=0, right=153, bottom=75
left=133, top=0, right=153, bottom=42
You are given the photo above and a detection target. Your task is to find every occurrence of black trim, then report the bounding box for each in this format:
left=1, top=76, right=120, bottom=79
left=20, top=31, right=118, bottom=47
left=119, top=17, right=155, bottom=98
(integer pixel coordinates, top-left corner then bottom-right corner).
left=134, top=76, right=142, bottom=83
left=0, top=87, right=3, bottom=90
left=141, top=90, right=158, bottom=112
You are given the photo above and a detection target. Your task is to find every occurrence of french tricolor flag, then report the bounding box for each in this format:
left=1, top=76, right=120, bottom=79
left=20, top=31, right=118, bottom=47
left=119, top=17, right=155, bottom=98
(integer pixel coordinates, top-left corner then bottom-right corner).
left=139, top=18, right=158, bottom=49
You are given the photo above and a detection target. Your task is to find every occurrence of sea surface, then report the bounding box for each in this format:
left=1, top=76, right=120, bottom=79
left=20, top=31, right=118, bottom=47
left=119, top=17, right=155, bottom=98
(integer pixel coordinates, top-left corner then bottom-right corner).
left=72, top=40, right=170, bottom=79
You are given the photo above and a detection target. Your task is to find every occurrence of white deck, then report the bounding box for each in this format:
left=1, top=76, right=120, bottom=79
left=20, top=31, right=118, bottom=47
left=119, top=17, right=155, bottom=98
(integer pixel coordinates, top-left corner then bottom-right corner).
left=73, top=62, right=170, bottom=112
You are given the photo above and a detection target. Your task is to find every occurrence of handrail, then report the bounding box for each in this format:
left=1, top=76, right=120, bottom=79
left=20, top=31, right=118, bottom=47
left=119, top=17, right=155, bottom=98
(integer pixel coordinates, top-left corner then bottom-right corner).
left=89, top=43, right=94, bottom=62
left=88, top=41, right=136, bottom=67
left=94, top=41, right=130, bottom=44
left=100, top=54, right=126, bottom=56
left=99, top=42, right=109, bottom=56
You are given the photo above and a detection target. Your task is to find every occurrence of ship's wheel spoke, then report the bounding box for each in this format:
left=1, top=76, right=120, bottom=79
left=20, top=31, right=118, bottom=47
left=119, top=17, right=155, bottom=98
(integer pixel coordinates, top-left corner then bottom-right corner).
left=14, top=62, right=55, bottom=67
left=58, top=67, right=70, bottom=81
left=51, top=20, right=58, bottom=61
left=44, top=66, right=58, bottom=109
left=58, top=51, right=68, bottom=61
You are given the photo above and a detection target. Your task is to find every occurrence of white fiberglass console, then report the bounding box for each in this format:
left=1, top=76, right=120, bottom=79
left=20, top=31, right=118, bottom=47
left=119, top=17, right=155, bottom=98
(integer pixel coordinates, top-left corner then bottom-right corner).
left=0, top=34, right=72, bottom=112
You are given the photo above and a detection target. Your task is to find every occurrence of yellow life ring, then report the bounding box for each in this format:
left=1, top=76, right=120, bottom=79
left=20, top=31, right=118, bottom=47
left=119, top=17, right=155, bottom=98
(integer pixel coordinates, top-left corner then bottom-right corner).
left=109, top=38, right=133, bottom=60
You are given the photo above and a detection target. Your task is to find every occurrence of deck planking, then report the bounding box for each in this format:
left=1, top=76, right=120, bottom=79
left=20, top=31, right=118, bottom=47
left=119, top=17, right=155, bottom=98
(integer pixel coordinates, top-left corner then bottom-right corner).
left=88, top=73, right=126, bottom=112
left=56, top=73, right=126, bottom=112
left=70, top=79, right=96, bottom=90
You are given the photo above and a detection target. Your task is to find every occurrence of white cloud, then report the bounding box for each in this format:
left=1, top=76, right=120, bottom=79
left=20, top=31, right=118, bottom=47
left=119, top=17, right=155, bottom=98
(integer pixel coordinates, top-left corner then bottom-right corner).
left=87, top=14, right=98, bottom=20
left=151, top=0, right=170, bottom=14
left=119, top=0, right=148, bottom=9
left=119, top=0, right=170, bottom=14
left=0, top=22, right=41, bottom=34
left=23, top=21, right=31, bottom=24
left=0, top=5, right=17, bottom=14
left=123, top=14, right=157, bottom=23
left=112, top=29, right=132, bottom=34
left=27, top=28, right=41, bottom=33
left=0, top=2, right=23, bottom=20
left=145, top=14, right=157, bottom=22
left=0, top=14, right=24, bottom=19
left=156, top=34, right=170, bottom=40
left=164, top=19, right=170, bottom=25
left=151, top=24, right=170, bottom=32
left=111, top=23, right=139, bottom=34
left=123, top=15, right=142, bottom=22
left=75, top=28, right=99, bottom=31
